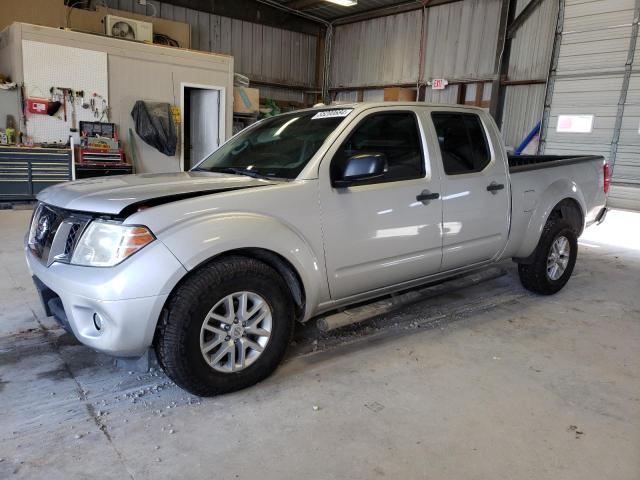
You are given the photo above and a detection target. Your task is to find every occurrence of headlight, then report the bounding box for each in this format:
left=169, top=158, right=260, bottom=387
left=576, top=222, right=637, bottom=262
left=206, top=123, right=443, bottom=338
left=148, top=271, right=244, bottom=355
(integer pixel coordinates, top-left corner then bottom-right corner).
left=70, top=221, right=155, bottom=267
left=27, top=203, right=44, bottom=246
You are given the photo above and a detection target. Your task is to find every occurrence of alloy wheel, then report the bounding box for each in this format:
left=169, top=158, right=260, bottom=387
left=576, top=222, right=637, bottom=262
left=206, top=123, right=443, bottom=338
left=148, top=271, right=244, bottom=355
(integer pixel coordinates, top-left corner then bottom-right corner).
left=199, top=291, right=272, bottom=373
left=546, top=236, right=570, bottom=281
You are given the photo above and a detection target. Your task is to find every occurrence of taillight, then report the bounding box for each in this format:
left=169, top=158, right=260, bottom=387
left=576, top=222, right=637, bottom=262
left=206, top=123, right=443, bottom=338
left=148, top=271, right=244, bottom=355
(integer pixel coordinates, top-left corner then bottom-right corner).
left=603, top=163, right=610, bottom=194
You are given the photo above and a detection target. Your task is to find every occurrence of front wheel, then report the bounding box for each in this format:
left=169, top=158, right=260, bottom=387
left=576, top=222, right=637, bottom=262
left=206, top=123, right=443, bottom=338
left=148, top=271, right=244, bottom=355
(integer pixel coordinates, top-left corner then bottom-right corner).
left=155, top=256, right=294, bottom=396
left=517, top=218, right=578, bottom=295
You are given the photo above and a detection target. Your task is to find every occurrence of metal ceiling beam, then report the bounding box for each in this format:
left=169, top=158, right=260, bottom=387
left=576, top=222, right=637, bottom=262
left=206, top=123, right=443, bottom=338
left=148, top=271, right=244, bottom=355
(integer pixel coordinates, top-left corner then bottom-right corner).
left=331, top=0, right=461, bottom=26
left=284, top=0, right=326, bottom=9
left=506, top=0, right=545, bottom=39
left=159, top=0, right=323, bottom=35
left=539, top=0, right=565, bottom=154
left=489, top=0, right=518, bottom=126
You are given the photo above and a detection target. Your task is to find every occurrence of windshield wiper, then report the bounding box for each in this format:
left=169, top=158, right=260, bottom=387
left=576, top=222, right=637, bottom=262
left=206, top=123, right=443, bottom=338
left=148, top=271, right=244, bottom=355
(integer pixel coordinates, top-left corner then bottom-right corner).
left=205, top=167, right=270, bottom=179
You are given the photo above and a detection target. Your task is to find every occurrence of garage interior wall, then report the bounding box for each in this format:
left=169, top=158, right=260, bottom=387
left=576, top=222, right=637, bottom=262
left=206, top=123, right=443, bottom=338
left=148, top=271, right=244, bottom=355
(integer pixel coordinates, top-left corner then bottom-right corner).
left=501, top=0, right=558, bottom=148
left=330, top=0, right=500, bottom=89
left=329, top=0, right=558, bottom=149
left=0, top=0, right=191, bottom=49
left=106, top=0, right=317, bottom=103
left=2, top=23, right=234, bottom=174
left=541, top=0, right=640, bottom=210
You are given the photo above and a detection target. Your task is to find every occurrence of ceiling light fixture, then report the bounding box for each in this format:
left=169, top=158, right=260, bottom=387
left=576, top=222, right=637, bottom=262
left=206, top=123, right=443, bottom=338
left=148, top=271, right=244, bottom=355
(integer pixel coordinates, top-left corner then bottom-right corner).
left=326, top=0, right=358, bottom=6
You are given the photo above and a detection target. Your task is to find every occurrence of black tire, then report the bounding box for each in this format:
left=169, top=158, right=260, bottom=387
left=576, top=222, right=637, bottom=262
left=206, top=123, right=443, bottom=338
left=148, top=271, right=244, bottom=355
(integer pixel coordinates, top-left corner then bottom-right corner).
left=155, top=256, right=294, bottom=396
left=518, top=218, right=578, bottom=295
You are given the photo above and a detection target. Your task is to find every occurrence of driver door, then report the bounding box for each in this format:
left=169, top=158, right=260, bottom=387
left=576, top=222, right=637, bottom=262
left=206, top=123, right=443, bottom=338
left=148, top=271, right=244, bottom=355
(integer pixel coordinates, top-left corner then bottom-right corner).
left=318, top=107, right=443, bottom=300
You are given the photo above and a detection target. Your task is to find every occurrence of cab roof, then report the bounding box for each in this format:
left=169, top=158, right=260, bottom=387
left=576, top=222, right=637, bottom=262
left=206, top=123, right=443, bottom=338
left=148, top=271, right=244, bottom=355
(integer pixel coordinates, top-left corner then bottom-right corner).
left=301, top=102, right=487, bottom=115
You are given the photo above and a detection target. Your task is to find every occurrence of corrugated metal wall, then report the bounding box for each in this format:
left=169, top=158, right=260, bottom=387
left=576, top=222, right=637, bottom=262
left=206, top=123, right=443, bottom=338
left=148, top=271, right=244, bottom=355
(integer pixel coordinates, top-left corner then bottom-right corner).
left=106, top=0, right=318, bottom=101
left=333, top=88, right=387, bottom=103
left=508, top=0, right=557, bottom=81
left=421, top=0, right=501, bottom=82
left=258, top=85, right=306, bottom=103
left=501, top=0, right=557, bottom=148
left=330, top=11, right=421, bottom=88
left=541, top=0, right=640, bottom=210
left=424, top=85, right=460, bottom=103
left=502, top=84, right=546, bottom=148
left=616, top=70, right=640, bottom=202
left=363, top=89, right=384, bottom=102
left=330, top=0, right=501, bottom=89
left=330, top=0, right=557, bottom=148
left=104, top=0, right=561, bottom=149
left=334, top=90, right=359, bottom=102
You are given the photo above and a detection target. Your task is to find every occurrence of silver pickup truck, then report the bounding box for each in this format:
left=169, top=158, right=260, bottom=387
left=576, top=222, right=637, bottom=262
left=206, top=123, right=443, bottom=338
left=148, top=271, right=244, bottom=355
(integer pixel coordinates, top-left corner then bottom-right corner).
left=25, top=103, right=608, bottom=396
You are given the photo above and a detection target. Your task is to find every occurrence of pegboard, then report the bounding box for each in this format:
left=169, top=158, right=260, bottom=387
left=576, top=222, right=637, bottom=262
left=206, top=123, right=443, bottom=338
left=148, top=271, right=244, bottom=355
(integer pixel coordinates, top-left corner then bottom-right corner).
left=22, top=40, right=109, bottom=144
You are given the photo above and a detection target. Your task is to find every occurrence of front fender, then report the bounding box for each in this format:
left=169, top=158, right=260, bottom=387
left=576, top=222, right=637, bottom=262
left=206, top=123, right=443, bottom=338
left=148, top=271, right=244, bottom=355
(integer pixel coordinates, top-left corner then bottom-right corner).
left=512, top=179, right=586, bottom=259
left=157, top=212, right=326, bottom=320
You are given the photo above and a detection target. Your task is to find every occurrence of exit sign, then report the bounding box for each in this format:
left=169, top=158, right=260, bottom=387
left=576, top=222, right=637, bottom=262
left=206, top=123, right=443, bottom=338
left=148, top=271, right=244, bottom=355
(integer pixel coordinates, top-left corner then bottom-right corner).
left=431, top=79, right=447, bottom=90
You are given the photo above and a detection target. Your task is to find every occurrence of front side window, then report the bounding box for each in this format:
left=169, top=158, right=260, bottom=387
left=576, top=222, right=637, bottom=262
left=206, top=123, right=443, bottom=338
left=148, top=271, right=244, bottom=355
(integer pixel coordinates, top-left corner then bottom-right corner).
left=195, top=109, right=352, bottom=179
left=431, top=112, right=491, bottom=175
left=331, top=112, right=425, bottom=185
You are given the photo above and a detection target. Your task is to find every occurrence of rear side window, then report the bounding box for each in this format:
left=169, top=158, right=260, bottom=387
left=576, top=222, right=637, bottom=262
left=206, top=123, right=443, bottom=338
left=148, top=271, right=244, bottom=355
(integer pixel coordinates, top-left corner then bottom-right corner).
left=331, top=112, right=425, bottom=185
left=431, top=113, right=491, bottom=175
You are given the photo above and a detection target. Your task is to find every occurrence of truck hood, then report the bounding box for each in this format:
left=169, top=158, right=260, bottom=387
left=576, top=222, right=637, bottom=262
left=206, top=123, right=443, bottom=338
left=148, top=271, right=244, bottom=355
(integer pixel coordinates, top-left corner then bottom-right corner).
left=37, top=172, right=277, bottom=215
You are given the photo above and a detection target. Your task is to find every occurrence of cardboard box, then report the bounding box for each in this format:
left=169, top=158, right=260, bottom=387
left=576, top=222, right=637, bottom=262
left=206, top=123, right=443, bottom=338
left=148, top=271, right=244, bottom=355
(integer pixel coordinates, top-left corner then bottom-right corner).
left=383, top=87, right=416, bottom=101
left=233, top=87, right=259, bottom=114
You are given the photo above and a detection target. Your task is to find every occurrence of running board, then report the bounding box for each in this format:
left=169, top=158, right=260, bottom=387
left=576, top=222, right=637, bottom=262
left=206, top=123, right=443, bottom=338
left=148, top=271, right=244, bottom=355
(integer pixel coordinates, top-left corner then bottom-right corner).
left=317, top=267, right=506, bottom=332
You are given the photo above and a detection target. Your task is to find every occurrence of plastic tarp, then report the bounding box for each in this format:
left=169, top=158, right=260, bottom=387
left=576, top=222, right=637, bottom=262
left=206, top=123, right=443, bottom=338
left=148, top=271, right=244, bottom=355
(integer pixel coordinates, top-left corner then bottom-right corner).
left=131, top=101, right=177, bottom=156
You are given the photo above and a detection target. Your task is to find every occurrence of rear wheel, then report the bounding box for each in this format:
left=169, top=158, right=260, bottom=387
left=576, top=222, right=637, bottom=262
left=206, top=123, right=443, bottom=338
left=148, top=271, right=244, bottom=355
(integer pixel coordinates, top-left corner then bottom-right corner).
left=155, top=256, right=294, bottom=396
left=518, top=218, right=578, bottom=295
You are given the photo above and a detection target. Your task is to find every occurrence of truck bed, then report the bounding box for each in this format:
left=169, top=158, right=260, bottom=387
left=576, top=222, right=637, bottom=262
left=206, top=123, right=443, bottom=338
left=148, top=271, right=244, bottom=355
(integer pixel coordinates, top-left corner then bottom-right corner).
left=508, top=155, right=604, bottom=173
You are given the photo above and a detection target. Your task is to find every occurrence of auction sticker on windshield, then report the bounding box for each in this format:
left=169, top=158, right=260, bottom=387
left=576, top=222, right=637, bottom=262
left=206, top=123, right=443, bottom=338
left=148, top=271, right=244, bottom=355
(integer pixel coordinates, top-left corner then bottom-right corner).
left=312, top=109, right=353, bottom=120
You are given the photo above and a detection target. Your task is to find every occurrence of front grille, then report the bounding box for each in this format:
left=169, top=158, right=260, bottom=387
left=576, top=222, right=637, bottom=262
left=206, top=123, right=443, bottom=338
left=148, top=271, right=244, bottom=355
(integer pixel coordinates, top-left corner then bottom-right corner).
left=64, top=223, right=81, bottom=256
left=28, top=203, right=89, bottom=266
left=28, top=204, right=64, bottom=262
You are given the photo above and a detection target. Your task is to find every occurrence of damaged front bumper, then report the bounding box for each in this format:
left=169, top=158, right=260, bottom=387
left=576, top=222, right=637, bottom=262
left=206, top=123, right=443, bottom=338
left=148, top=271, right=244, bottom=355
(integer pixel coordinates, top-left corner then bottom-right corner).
left=25, top=241, right=187, bottom=357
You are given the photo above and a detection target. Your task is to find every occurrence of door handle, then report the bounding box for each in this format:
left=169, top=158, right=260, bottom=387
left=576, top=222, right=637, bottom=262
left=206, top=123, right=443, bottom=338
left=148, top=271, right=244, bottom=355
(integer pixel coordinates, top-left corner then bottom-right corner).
left=486, top=182, right=505, bottom=193
left=416, top=190, right=440, bottom=203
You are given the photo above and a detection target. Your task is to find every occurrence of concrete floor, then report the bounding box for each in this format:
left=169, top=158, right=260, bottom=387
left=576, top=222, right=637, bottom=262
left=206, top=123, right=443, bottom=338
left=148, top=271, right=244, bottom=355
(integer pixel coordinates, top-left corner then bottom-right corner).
left=0, top=207, right=639, bottom=480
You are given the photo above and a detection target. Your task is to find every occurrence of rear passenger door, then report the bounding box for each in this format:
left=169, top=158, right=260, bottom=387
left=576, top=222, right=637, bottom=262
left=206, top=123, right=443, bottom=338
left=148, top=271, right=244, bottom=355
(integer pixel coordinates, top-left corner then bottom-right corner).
left=429, top=111, right=510, bottom=271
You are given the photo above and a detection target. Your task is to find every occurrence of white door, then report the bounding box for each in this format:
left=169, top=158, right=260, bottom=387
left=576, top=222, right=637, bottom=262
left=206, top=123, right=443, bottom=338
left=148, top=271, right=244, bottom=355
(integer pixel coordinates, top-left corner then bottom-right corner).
left=190, top=89, right=220, bottom=166
left=428, top=110, right=510, bottom=271
left=319, top=108, right=443, bottom=300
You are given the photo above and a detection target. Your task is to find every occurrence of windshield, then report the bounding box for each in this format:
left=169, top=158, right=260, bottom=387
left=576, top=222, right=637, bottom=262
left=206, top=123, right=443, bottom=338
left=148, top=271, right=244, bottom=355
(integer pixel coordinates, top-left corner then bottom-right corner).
left=193, top=108, right=353, bottom=179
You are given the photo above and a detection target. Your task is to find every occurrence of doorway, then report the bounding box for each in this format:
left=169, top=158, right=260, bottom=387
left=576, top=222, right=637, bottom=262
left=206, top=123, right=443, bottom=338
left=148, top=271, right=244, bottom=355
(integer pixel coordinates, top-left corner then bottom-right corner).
left=181, top=84, right=223, bottom=171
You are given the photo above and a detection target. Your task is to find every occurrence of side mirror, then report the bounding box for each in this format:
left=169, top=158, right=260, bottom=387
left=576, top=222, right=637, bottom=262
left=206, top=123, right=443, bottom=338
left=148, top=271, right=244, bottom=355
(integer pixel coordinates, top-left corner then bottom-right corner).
left=332, top=153, right=388, bottom=188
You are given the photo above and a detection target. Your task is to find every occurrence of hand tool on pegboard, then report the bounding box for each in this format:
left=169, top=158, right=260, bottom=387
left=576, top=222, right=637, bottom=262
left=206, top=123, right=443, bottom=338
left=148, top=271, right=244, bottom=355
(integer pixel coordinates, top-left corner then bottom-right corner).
left=61, top=88, right=68, bottom=121
left=19, top=84, right=27, bottom=127
left=53, top=87, right=75, bottom=123
left=90, top=92, right=109, bottom=121
left=69, top=89, right=78, bottom=132
left=79, top=90, right=89, bottom=109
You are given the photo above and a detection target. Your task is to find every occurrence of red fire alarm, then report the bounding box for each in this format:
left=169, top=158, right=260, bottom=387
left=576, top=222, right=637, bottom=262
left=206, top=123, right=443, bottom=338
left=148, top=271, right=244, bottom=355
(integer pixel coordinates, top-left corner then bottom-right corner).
left=27, top=98, right=49, bottom=114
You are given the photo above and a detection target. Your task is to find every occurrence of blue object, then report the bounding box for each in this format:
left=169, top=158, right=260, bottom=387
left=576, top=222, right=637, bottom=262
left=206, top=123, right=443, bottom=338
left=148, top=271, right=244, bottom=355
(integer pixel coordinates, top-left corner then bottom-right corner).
left=514, top=121, right=541, bottom=155
left=238, top=88, right=252, bottom=108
